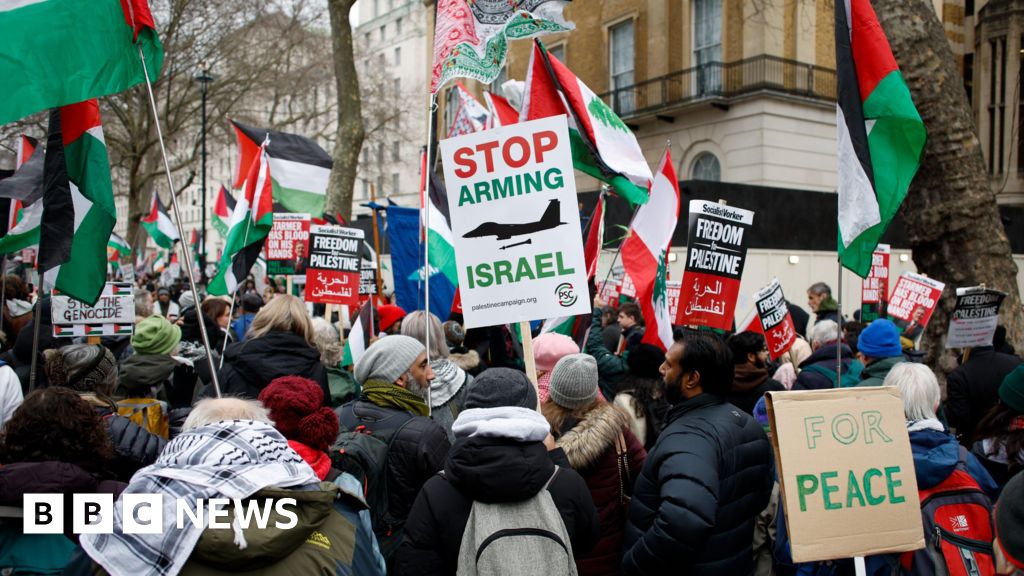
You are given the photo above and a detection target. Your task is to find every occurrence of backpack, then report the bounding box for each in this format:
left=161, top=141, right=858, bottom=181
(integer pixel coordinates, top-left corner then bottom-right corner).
left=899, top=447, right=996, bottom=576
left=116, top=398, right=169, bottom=439
left=801, top=364, right=861, bottom=389
left=332, top=402, right=414, bottom=557
left=456, top=467, right=577, bottom=576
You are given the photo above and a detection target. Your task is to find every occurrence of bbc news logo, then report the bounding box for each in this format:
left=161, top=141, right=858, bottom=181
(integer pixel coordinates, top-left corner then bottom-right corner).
left=23, top=494, right=299, bottom=534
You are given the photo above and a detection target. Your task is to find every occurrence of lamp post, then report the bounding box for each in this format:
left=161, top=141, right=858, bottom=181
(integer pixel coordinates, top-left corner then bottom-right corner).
left=194, top=66, right=214, bottom=283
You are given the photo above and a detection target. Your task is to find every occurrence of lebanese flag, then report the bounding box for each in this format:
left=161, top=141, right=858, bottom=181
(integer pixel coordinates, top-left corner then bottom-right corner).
left=141, top=190, right=179, bottom=249
left=620, top=148, right=680, bottom=351
left=484, top=91, right=519, bottom=129
left=212, top=185, right=236, bottom=237
left=836, top=0, right=925, bottom=277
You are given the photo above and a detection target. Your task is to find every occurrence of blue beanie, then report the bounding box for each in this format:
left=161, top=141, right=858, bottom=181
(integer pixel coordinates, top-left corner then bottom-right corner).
left=858, top=319, right=903, bottom=358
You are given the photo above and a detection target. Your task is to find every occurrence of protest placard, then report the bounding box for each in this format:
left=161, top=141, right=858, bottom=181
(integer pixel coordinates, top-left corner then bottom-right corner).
left=666, top=280, right=682, bottom=319
left=754, top=279, right=797, bottom=359
left=359, top=259, right=378, bottom=296
left=946, top=286, right=1007, bottom=349
left=440, top=115, right=590, bottom=329
left=304, top=225, right=363, bottom=307
left=887, top=272, right=945, bottom=340
left=265, top=213, right=310, bottom=276
left=52, top=283, right=134, bottom=337
left=675, top=200, right=754, bottom=330
left=860, top=244, right=890, bottom=322
left=597, top=279, right=620, bottom=306
left=767, top=388, right=924, bottom=562
left=620, top=272, right=636, bottom=298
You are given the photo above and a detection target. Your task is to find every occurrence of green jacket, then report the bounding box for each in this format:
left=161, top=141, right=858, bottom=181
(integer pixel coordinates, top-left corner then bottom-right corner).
left=856, top=356, right=904, bottom=388
left=585, top=309, right=627, bottom=400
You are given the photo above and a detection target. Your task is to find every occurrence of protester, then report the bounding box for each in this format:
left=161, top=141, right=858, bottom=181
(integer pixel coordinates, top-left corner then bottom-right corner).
left=401, top=311, right=472, bottom=441
left=0, top=388, right=124, bottom=574
left=258, top=376, right=340, bottom=481
left=231, top=292, right=263, bottom=342
left=118, top=315, right=197, bottom=411
left=994, top=472, right=1024, bottom=575
left=947, top=345, right=1022, bottom=446
left=856, top=319, right=905, bottom=387
left=792, top=320, right=858, bottom=390
left=154, top=287, right=180, bottom=321
left=601, top=306, right=622, bottom=352
left=770, top=337, right=812, bottom=390
left=177, top=297, right=232, bottom=386
left=973, top=365, right=1024, bottom=488
left=444, top=320, right=484, bottom=376
left=622, top=331, right=773, bottom=575
left=806, top=282, right=840, bottom=325
left=215, top=294, right=329, bottom=402
left=786, top=299, right=810, bottom=339
left=338, top=335, right=451, bottom=562
left=587, top=297, right=630, bottom=401
left=71, top=397, right=386, bottom=576
left=533, top=331, right=579, bottom=403
left=726, top=331, right=785, bottom=415
left=394, top=367, right=600, bottom=575
left=612, top=343, right=668, bottom=451
left=311, top=316, right=359, bottom=406
left=133, top=288, right=153, bottom=321
left=177, top=289, right=196, bottom=314
left=0, top=275, right=32, bottom=346
left=377, top=303, right=406, bottom=336
left=842, top=320, right=866, bottom=354
left=2, top=296, right=56, bottom=391
left=44, top=344, right=165, bottom=482
left=0, top=350, right=21, bottom=428
left=617, top=302, right=645, bottom=353
left=543, top=355, right=646, bottom=576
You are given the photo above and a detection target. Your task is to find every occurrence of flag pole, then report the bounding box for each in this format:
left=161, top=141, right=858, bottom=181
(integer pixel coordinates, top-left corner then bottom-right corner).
left=837, top=263, right=844, bottom=376
left=136, top=45, right=222, bottom=398
left=28, top=291, right=42, bottom=391
left=0, top=255, right=7, bottom=340
left=598, top=196, right=642, bottom=296
left=423, top=93, right=439, bottom=417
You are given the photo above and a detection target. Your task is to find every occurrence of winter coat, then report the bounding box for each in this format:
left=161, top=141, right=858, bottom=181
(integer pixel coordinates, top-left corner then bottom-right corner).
left=791, top=343, right=855, bottom=391
left=813, top=297, right=840, bottom=325
left=556, top=403, right=646, bottom=576
left=449, top=348, right=483, bottom=377
left=94, top=404, right=167, bottom=482
left=231, top=312, right=256, bottom=342
left=0, top=363, right=22, bottom=429
left=622, top=325, right=644, bottom=354
left=325, top=364, right=359, bottom=407
left=946, top=347, right=1022, bottom=446
left=787, top=301, right=810, bottom=339
left=586, top=309, right=628, bottom=401
left=908, top=423, right=998, bottom=496
left=857, top=355, right=904, bottom=388
left=622, top=393, right=773, bottom=575
left=728, top=364, right=784, bottom=415
left=117, top=353, right=196, bottom=407
left=394, top=434, right=600, bottom=575
left=212, top=331, right=329, bottom=402
left=428, top=358, right=472, bottom=443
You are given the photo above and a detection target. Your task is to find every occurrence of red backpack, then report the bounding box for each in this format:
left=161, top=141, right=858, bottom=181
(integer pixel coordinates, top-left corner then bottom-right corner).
left=900, top=447, right=995, bottom=576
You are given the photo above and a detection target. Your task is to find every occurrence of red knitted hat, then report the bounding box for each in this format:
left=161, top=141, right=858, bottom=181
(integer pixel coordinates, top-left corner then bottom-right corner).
left=377, top=304, right=407, bottom=333
left=258, top=376, right=339, bottom=451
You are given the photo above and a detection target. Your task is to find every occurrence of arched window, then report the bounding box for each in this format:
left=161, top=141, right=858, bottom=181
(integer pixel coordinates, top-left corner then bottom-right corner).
left=691, top=152, right=721, bottom=181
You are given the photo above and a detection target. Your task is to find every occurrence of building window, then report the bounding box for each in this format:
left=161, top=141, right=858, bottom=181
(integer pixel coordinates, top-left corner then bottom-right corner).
left=377, top=175, right=384, bottom=196
left=549, top=43, right=565, bottom=63
left=364, top=32, right=370, bottom=47
left=373, top=0, right=379, bottom=17
left=609, top=20, right=635, bottom=115
left=988, top=36, right=1007, bottom=174
left=691, top=152, right=721, bottom=181
left=362, top=180, right=369, bottom=199
left=394, top=47, right=401, bottom=66
left=377, top=143, right=385, bottom=168
left=393, top=173, right=400, bottom=194
left=396, top=17, right=403, bottom=35
left=693, top=0, right=722, bottom=94
left=394, top=77, right=401, bottom=96
left=379, top=25, right=386, bottom=42
left=393, top=141, right=401, bottom=161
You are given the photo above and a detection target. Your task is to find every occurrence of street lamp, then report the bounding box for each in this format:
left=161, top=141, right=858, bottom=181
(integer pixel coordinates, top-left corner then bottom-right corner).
left=194, top=65, right=214, bottom=283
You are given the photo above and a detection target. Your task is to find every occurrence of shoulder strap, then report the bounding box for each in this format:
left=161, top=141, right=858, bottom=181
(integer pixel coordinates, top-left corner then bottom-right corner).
left=542, top=466, right=561, bottom=491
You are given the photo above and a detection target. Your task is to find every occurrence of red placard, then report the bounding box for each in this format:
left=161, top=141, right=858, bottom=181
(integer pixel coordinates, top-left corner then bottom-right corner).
left=666, top=280, right=682, bottom=319
left=860, top=244, right=890, bottom=322
left=754, top=279, right=797, bottom=359
left=886, top=272, right=945, bottom=339
left=304, top=225, right=362, bottom=307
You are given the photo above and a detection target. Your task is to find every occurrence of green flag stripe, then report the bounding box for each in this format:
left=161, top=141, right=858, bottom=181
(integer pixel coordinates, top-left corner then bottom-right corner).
left=271, top=179, right=326, bottom=216
left=426, top=229, right=458, bottom=286
left=569, top=128, right=648, bottom=206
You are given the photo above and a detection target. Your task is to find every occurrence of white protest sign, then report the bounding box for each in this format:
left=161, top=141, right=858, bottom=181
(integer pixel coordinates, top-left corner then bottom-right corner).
left=946, top=287, right=1007, bottom=349
left=52, top=282, right=134, bottom=337
left=440, top=115, right=590, bottom=328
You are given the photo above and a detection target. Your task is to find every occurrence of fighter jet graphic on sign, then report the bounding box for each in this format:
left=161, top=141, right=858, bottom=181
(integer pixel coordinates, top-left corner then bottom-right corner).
left=462, top=199, right=567, bottom=249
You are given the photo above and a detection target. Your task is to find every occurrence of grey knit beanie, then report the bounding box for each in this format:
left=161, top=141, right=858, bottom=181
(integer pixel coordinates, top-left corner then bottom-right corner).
left=354, top=335, right=425, bottom=384
left=465, top=367, right=538, bottom=410
left=549, top=354, right=599, bottom=409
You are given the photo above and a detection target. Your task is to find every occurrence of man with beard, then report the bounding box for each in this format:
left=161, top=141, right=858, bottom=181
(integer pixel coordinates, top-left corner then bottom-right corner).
left=338, top=335, right=451, bottom=565
left=622, top=331, right=773, bottom=575
left=726, top=331, right=785, bottom=415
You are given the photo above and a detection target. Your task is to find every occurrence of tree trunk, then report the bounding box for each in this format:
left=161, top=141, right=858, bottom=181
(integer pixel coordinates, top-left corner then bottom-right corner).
left=325, top=0, right=365, bottom=222
left=872, top=0, right=1023, bottom=376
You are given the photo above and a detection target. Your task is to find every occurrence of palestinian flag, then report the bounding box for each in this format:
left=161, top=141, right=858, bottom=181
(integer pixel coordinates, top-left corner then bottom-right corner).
left=342, top=302, right=373, bottom=367
left=423, top=159, right=459, bottom=288
left=0, top=140, right=44, bottom=254
left=522, top=40, right=651, bottom=206
left=0, top=0, right=163, bottom=125
left=209, top=139, right=274, bottom=296
left=230, top=120, right=331, bottom=217
left=189, top=229, right=203, bottom=261
left=141, top=190, right=179, bottom=249
left=448, top=82, right=490, bottom=137
left=37, top=100, right=116, bottom=305
left=212, top=185, right=236, bottom=237
left=836, top=0, right=925, bottom=277
left=484, top=91, right=519, bottom=129
left=621, top=148, right=679, bottom=351
left=107, top=231, right=131, bottom=261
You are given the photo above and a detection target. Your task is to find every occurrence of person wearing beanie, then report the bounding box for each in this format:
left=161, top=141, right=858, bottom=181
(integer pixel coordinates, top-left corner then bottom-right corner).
left=995, top=471, right=1024, bottom=574
left=118, top=315, right=197, bottom=409
left=613, top=343, right=670, bottom=450
left=540, top=354, right=646, bottom=576
left=337, top=335, right=450, bottom=565
left=855, top=319, right=906, bottom=387
left=259, top=376, right=340, bottom=481
left=533, top=332, right=579, bottom=404
left=444, top=320, right=483, bottom=376
left=376, top=304, right=406, bottom=335
left=154, top=286, right=180, bottom=321
left=395, top=367, right=600, bottom=575
left=402, top=311, right=474, bottom=443
left=177, top=290, right=196, bottom=313
left=973, top=365, right=1024, bottom=488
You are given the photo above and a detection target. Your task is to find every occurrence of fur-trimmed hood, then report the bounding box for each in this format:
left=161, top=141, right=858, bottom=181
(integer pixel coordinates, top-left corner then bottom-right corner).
left=449, top=349, right=480, bottom=372
left=557, top=403, right=629, bottom=471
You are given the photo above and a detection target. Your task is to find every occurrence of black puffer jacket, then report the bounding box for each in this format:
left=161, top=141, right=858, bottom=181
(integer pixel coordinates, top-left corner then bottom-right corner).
left=394, top=435, right=600, bottom=575
left=96, top=407, right=167, bottom=482
left=622, top=393, right=773, bottom=575
left=211, top=331, right=329, bottom=402
left=946, top=346, right=1022, bottom=446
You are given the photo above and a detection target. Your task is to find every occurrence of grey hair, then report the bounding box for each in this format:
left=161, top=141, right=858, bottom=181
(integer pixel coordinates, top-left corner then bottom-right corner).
left=885, top=363, right=940, bottom=421
left=809, top=320, right=840, bottom=347
left=311, top=316, right=343, bottom=366
left=807, top=282, right=832, bottom=297
left=134, top=289, right=152, bottom=318
left=401, top=310, right=449, bottom=358
left=182, top=398, right=273, bottom=432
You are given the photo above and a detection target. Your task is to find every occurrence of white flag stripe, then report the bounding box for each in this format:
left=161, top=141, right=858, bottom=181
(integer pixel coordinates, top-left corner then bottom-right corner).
left=836, top=105, right=881, bottom=248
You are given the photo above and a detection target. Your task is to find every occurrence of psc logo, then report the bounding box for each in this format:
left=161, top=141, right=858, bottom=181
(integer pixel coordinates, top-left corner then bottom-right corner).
left=555, top=283, right=577, bottom=307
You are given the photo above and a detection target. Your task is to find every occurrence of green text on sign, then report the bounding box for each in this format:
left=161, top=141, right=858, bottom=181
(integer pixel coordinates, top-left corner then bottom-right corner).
left=796, top=466, right=907, bottom=511
left=466, top=252, right=576, bottom=288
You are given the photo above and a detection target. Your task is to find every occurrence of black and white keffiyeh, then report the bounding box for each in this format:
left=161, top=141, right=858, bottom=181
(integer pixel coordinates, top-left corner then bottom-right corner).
left=80, top=419, right=319, bottom=576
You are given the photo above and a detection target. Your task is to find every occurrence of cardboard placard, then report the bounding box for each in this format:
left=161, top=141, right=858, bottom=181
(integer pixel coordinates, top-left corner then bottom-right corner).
left=666, top=280, right=682, bottom=319
left=676, top=200, right=755, bottom=330
left=440, top=115, right=590, bottom=328
left=754, top=278, right=797, bottom=359
left=52, top=282, right=134, bottom=337
left=887, top=273, right=945, bottom=340
left=767, top=388, right=924, bottom=562
left=304, top=225, right=363, bottom=306
left=946, top=287, right=1007, bottom=349
left=860, top=244, right=890, bottom=322
left=265, top=213, right=310, bottom=276
left=359, top=258, right=378, bottom=296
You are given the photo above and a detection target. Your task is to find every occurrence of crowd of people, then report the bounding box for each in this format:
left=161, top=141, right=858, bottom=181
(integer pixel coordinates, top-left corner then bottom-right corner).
left=0, top=274, right=1020, bottom=575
